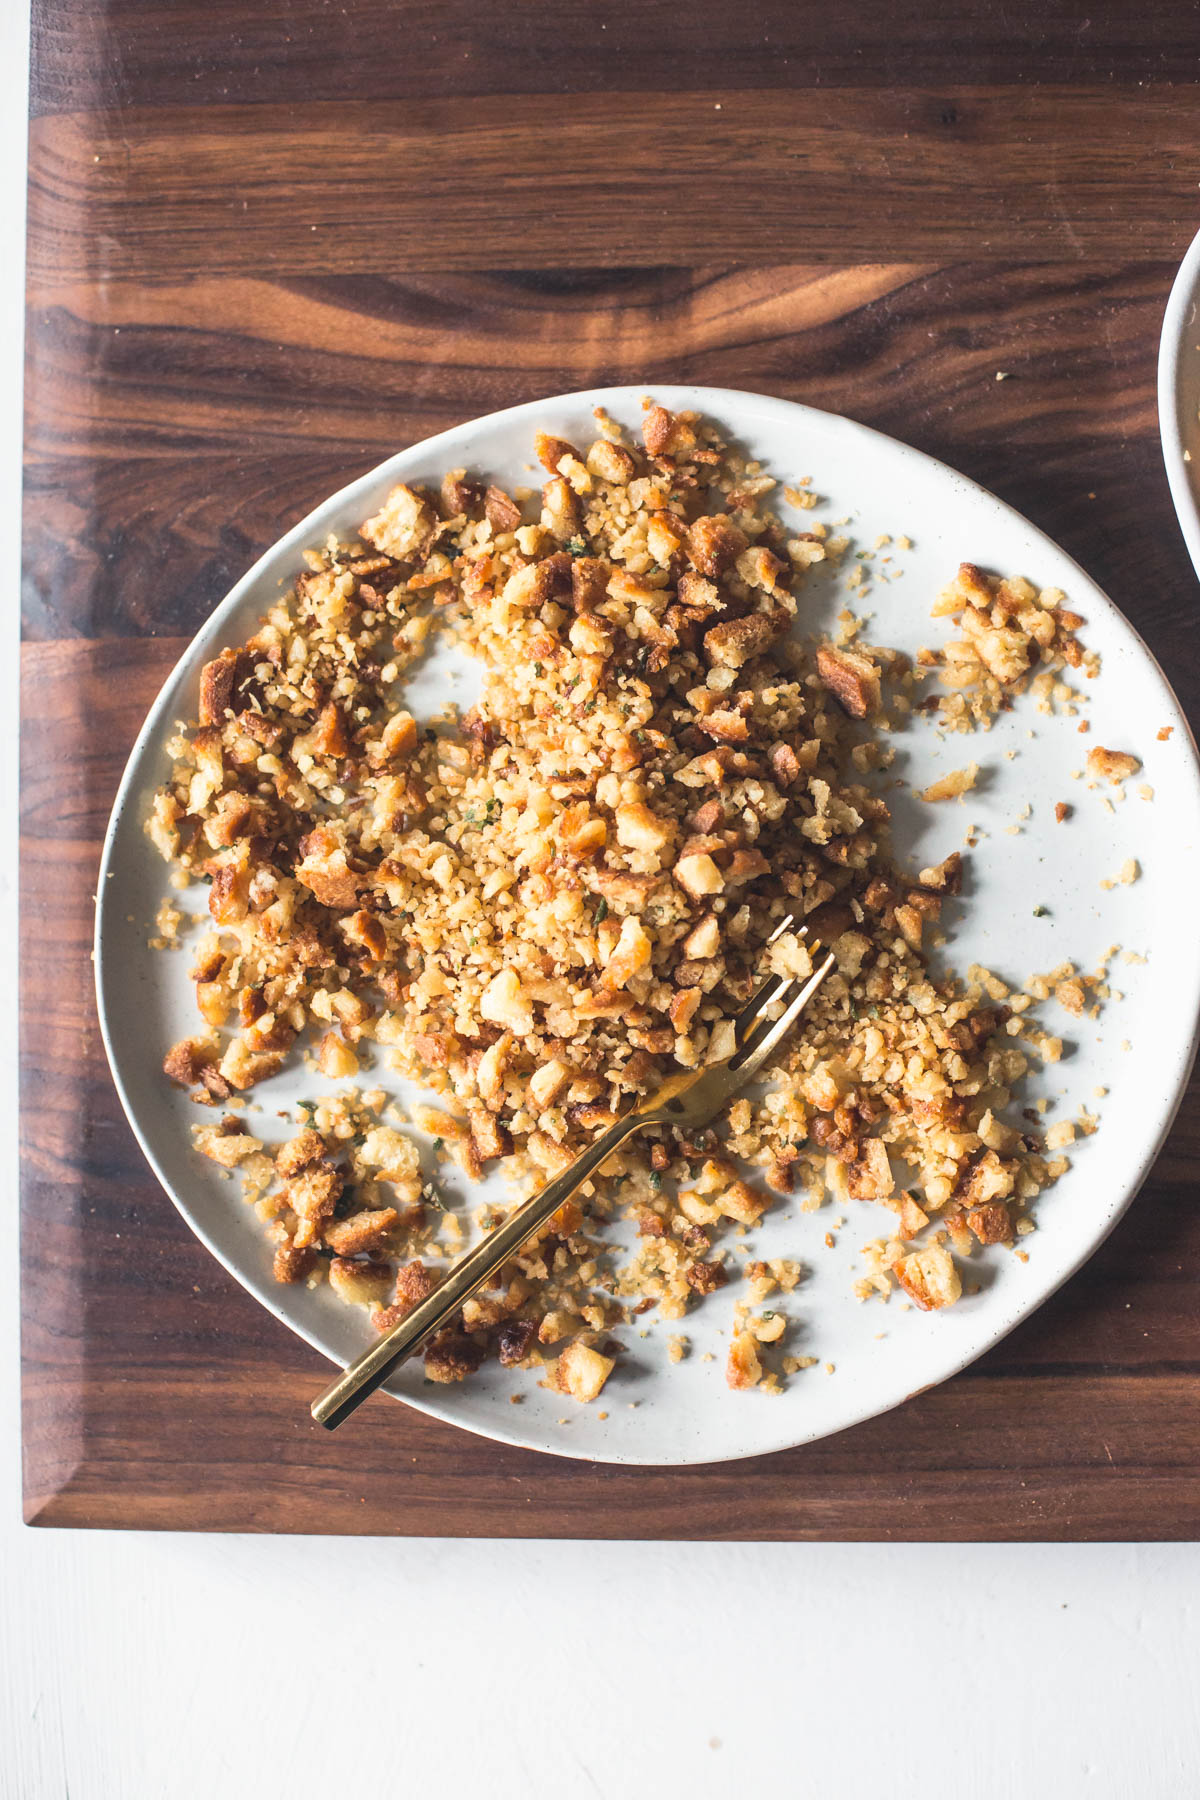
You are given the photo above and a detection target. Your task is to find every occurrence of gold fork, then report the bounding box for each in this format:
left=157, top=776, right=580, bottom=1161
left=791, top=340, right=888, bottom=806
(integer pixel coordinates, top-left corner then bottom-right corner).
left=310, top=915, right=836, bottom=1429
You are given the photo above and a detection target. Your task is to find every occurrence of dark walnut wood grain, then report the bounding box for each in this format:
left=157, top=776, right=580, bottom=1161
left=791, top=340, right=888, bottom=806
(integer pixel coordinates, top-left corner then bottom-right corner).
left=21, top=0, right=1200, bottom=1536
left=30, top=0, right=1200, bottom=113
left=27, top=89, right=1200, bottom=282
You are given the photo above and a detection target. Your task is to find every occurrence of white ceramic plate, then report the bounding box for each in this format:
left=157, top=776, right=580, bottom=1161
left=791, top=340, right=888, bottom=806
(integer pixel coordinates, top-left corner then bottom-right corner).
left=1159, top=227, right=1200, bottom=578
left=96, top=385, right=1200, bottom=1466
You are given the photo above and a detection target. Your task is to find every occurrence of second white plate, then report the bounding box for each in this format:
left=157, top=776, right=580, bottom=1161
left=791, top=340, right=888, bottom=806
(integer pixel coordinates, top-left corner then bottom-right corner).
left=1159, top=226, right=1200, bottom=579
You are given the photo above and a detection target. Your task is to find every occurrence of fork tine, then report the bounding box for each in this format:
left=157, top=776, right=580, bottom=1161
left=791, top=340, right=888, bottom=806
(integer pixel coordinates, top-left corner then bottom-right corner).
left=730, top=913, right=805, bottom=1044
left=731, top=971, right=794, bottom=1043
left=765, top=910, right=802, bottom=946
left=728, top=945, right=837, bottom=1083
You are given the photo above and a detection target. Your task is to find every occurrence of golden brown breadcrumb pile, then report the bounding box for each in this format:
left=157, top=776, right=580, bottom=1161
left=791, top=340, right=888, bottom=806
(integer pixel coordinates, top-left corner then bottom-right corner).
left=918, top=559, right=1099, bottom=731
left=151, top=402, right=1098, bottom=1400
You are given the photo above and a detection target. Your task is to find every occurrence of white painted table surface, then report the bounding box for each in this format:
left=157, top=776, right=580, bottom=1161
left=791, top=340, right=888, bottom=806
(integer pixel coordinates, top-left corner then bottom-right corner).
left=3, top=16, right=1199, bottom=1797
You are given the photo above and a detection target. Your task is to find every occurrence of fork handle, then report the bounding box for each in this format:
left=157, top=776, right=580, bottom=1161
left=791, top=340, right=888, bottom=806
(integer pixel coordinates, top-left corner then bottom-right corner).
left=311, top=1111, right=645, bottom=1429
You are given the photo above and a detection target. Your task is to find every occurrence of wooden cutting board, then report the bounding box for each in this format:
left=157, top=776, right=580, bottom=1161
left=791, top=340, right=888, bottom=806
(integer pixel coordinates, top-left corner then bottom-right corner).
left=22, top=0, right=1200, bottom=1538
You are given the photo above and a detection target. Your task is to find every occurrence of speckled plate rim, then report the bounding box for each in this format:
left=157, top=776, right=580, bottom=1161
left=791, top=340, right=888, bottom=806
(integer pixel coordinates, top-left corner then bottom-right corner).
left=95, top=383, right=1200, bottom=1467
left=1158, top=225, right=1200, bottom=580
